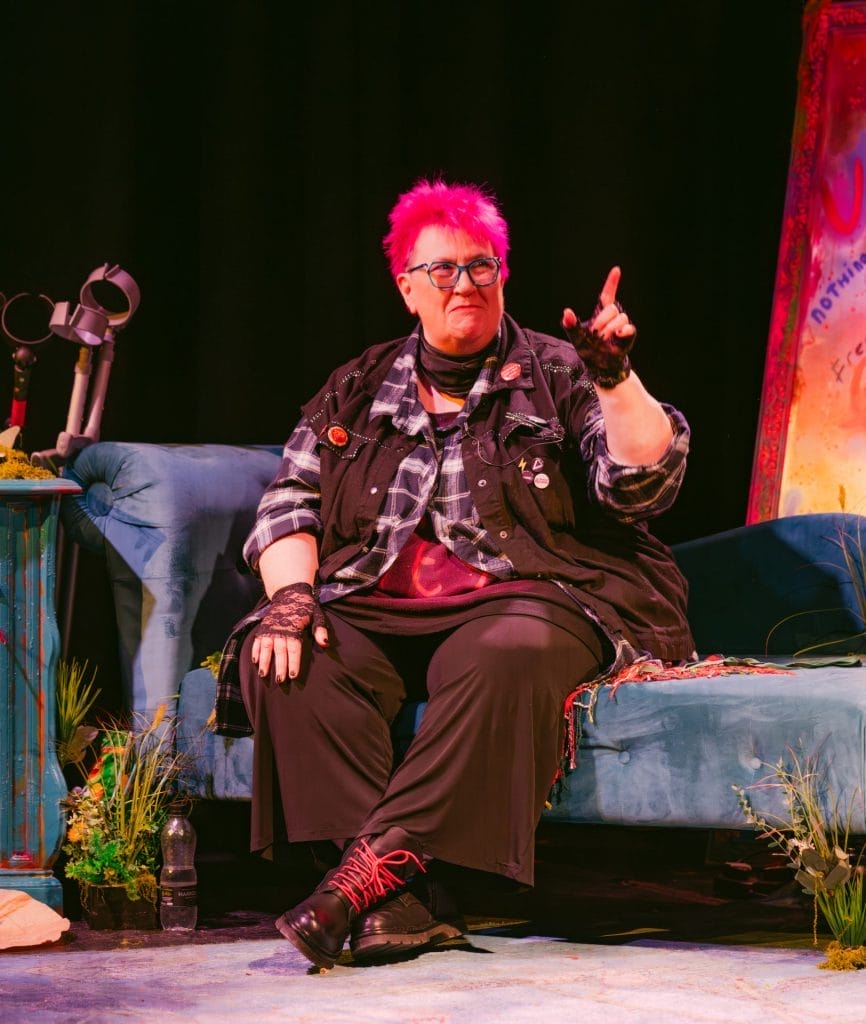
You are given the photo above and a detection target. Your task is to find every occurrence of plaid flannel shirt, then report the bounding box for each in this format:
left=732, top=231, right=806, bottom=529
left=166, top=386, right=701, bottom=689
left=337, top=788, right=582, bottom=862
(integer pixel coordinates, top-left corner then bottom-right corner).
left=214, top=324, right=689, bottom=735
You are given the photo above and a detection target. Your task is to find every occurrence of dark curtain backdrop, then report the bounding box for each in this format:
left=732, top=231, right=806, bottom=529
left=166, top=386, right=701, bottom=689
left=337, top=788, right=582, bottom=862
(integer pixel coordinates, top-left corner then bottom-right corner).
left=2, top=0, right=805, bottom=546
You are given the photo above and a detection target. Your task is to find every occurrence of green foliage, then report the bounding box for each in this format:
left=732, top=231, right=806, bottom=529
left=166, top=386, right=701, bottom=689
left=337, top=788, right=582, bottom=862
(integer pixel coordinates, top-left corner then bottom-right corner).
left=55, top=657, right=101, bottom=777
left=201, top=651, right=222, bottom=678
left=63, top=826, right=159, bottom=899
left=820, top=868, right=866, bottom=951
left=733, top=745, right=866, bottom=963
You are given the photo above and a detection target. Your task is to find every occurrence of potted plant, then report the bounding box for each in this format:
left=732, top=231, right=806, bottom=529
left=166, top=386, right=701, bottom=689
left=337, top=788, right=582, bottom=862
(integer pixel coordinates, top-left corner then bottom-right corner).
left=57, top=660, right=192, bottom=929
left=733, top=747, right=866, bottom=970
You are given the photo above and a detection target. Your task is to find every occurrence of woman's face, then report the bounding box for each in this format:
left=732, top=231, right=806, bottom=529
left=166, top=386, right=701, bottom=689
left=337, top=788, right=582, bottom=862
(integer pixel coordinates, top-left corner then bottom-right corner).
left=396, top=225, right=505, bottom=355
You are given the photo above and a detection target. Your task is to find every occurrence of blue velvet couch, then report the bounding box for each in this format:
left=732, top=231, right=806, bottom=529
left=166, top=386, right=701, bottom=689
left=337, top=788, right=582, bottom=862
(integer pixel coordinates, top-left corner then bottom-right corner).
left=61, top=442, right=866, bottom=834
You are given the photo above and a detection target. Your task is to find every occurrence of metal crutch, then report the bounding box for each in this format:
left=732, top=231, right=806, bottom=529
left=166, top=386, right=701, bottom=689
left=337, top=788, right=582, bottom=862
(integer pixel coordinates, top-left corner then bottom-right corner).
left=30, top=263, right=141, bottom=657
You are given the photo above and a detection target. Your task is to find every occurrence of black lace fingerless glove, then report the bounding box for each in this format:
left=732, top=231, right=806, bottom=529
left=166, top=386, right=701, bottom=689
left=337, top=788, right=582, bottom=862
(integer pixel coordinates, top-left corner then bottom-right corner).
left=564, top=314, right=635, bottom=390
left=255, top=582, right=327, bottom=640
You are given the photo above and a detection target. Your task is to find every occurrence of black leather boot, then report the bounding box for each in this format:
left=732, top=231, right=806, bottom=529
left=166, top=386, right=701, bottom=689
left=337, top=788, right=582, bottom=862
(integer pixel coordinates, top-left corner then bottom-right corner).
left=350, top=875, right=464, bottom=962
left=275, top=826, right=425, bottom=969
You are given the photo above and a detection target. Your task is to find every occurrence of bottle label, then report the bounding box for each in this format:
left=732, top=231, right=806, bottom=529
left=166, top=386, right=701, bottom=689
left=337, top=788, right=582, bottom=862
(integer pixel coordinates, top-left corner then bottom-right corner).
left=160, top=886, right=197, bottom=908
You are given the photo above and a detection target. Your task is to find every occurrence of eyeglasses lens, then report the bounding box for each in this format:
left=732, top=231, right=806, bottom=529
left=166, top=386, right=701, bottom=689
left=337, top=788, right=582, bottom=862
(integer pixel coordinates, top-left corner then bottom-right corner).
left=428, top=258, right=499, bottom=288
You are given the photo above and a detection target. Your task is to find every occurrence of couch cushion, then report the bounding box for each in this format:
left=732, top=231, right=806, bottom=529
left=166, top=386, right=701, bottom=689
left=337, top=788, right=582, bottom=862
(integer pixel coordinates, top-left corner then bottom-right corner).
left=177, top=668, right=253, bottom=799
left=545, top=663, right=866, bottom=829
left=179, top=659, right=866, bottom=833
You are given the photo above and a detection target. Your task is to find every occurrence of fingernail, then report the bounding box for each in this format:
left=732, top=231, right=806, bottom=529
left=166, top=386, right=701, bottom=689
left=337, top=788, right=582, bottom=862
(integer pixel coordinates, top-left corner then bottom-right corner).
left=259, top=668, right=267, bottom=678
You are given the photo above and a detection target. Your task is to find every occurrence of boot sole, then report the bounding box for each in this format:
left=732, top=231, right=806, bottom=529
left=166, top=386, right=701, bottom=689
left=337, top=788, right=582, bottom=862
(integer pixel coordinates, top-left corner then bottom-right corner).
left=351, top=921, right=464, bottom=962
left=275, top=912, right=340, bottom=970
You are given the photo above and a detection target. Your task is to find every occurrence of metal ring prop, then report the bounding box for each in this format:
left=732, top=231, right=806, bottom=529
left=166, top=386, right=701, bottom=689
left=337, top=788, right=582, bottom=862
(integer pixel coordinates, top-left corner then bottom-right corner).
left=79, top=263, right=141, bottom=329
left=1, top=292, right=55, bottom=348
left=49, top=301, right=109, bottom=347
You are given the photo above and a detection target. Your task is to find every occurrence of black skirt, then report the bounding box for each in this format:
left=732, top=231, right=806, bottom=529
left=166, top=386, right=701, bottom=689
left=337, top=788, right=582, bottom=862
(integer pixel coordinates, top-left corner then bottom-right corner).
left=239, top=580, right=608, bottom=885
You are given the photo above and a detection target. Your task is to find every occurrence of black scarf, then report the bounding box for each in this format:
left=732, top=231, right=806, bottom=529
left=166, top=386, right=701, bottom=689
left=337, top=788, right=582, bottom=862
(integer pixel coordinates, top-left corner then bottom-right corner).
left=417, top=334, right=497, bottom=397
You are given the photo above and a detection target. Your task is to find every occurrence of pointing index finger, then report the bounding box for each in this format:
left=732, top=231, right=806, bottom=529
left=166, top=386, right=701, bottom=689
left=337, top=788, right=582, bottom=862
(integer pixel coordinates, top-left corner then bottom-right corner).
left=598, top=266, right=622, bottom=308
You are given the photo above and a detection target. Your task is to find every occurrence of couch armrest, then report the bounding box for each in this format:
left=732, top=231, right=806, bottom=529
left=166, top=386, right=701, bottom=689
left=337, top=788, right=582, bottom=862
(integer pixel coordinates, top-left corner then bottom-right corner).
left=61, top=442, right=282, bottom=717
left=672, top=511, right=866, bottom=656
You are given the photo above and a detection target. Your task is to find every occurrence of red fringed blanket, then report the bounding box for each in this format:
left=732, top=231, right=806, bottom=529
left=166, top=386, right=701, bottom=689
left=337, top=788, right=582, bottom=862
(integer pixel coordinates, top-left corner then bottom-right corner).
left=559, top=654, right=795, bottom=774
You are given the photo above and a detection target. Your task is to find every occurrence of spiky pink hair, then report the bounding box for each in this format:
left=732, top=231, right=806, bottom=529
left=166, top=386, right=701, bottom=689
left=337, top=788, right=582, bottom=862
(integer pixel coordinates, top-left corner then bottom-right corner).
left=382, top=178, right=510, bottom=281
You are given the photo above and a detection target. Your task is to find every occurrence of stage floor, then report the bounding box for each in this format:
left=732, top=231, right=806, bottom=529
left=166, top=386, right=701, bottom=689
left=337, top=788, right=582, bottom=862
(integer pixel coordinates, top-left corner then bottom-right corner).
left=5, top=821, right=857, bottom=1024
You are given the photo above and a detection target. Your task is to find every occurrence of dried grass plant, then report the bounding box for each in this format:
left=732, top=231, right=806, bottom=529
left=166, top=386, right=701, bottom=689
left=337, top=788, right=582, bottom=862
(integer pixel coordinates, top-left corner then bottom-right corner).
left=764, top=519, right=866, bottom=658
left=733, top=746, right=866, bottom=970
left=55, top=657, right=101, bottom=777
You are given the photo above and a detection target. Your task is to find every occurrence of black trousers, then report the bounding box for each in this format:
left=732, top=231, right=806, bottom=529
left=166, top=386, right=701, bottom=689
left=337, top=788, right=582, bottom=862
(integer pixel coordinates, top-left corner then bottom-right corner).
left=239, top=605, right=604, bottom=885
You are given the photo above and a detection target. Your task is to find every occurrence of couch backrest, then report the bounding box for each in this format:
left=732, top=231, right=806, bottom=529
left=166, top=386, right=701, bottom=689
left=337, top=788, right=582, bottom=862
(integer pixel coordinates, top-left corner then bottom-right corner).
left=62, top=442, right=283, bottom=717
left=673, top=511, right=866, bottom=657
left=62, top=441, right=866, bottom=719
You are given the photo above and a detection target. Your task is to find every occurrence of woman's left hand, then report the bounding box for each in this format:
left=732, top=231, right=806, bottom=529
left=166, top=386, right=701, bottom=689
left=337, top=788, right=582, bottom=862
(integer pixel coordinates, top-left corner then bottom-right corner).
left=562, top=265, right=636, bottom=388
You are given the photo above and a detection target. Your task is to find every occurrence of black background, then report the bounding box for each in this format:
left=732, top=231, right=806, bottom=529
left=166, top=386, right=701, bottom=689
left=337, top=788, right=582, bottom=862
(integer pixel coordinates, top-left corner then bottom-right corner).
left=2, top=0, right=806, bottom=552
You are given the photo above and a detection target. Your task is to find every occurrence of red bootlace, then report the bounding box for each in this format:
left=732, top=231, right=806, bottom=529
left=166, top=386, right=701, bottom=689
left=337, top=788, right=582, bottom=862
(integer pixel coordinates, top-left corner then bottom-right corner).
left=330, top=839, right=425, bottom=913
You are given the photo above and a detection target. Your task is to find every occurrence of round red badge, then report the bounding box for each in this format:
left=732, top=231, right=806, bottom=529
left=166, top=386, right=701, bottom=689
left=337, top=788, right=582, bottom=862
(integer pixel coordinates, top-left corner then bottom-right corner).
left=500, top=362, right=521, bottom=381
left=326, top=425, right=349, bottom=447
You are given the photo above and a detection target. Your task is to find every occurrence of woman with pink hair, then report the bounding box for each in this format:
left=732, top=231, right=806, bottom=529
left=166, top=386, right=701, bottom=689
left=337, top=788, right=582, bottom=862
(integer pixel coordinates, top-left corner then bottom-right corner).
left=215, top=177, right=694, bottom=969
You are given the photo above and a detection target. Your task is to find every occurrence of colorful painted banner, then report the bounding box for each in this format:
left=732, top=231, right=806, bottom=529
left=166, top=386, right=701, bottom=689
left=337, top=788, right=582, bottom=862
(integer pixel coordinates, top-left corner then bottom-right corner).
left=749, top=0, right=866, bottom=521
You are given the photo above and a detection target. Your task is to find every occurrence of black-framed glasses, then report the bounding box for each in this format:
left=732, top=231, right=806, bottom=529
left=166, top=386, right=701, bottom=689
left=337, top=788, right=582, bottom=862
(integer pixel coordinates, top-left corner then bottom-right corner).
left=406, top=256, right=501, bottom=289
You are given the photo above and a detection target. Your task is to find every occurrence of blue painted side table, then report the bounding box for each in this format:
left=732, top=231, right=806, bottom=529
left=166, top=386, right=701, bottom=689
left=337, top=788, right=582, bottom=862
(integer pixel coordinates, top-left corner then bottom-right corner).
left=0, top=479, right=81, bottom=912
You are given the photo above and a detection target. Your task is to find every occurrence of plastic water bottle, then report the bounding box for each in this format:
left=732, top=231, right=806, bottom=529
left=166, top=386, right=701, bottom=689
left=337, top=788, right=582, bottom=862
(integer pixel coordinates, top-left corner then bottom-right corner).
left=159, top=799, right=198, bottom=930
